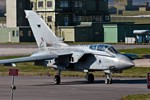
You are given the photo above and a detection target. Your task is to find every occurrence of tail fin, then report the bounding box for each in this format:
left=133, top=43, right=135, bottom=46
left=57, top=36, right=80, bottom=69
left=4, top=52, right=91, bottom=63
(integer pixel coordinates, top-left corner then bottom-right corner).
left=25, top=10, right=67, bottom=48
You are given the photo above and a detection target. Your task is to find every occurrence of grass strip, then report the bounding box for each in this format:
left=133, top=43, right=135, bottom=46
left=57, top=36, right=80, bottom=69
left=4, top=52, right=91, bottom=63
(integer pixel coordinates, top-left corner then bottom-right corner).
left=0, top=63, right=150, bottom=77
left=122, top=94, right=150, bottom=100
left=119, top=48, right=150, bottom=55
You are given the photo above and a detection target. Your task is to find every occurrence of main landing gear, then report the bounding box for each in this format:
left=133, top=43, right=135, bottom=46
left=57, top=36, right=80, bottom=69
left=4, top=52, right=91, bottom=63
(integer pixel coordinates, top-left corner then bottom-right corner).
left=105, top=73, right=112, bottom=84
left=86, top=73, right=94, bottom=83
left=54, top=70, right=61, bottom=85
left=53, top=70, right=112, bottom=85
left=86, top=72, right=112, bottom=84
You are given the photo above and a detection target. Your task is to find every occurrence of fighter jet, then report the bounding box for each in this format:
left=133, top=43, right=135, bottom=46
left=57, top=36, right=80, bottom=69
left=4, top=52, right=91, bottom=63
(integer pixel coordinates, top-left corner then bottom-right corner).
left=0, top=10, right=135, bottom=84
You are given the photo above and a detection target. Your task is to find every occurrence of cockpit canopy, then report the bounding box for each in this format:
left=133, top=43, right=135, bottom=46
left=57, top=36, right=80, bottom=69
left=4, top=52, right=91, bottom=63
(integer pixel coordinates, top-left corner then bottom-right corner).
left=89, top=44, right=118, bottom=54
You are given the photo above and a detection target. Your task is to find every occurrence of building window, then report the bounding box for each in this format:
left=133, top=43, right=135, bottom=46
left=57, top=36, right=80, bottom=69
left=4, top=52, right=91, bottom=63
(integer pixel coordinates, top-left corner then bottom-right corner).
left=60, top=1, right=68, bottom=7
left=38, top=14, right=44, bottom=19
left=95, top=16, right=100, bottom=22
left=30, top=2, right=34, bottom=8
left=16, top=30, right=19, bottom=37
left=28, top=31, right=32, bottom=37
left=74, top=1, right=82, bottom=7
left=20, top=31, right=23, bottom=37
left=74, top=16, right=81, bottom=22
left=105, top=15, right=110, bottom=21
left=38, top=1, right=43, bottom=8
left=12, top=31, right=15, bottom=37
left=47, top=1, right=52, bottom=8
left=64, top=16, right=68, bottom=26
left=82, top=29, right=87, bottom=37
left=49, top=24, right=52, bottom=29
left=47, top=16, right=52, bottom=22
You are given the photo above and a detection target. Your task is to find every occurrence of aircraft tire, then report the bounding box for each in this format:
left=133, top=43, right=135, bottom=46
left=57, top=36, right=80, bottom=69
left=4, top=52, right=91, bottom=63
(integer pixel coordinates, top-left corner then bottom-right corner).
left=105, top=79, right=112, bottom=84
left=54, top=75, right=61, bottom=85
left=105, top=79, right=109, bottom=84
left=87, top=73, right=94, bottom=83
left=109, top=79, right=112, bottom=84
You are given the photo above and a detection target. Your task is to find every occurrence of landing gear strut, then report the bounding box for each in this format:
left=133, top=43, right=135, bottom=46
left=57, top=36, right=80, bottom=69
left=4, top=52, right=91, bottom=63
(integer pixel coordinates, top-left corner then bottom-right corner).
left=54, top=70, right=61, bottom=85
left=105, top=73, right=112, bottom=84
left=86, top=73, right=94, bottom=83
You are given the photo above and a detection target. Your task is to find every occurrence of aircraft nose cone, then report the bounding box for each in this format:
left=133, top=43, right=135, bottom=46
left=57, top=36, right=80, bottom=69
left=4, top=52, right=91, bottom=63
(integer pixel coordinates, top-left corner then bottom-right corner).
left=116, top=54, right=135, bottom=70
left=122, top=58, right=135, bottom=68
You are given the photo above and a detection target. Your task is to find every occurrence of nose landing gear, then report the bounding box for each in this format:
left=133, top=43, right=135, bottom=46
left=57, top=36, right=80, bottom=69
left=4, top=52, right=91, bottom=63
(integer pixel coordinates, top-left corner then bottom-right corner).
left=105, top=73, right=112, bottom=84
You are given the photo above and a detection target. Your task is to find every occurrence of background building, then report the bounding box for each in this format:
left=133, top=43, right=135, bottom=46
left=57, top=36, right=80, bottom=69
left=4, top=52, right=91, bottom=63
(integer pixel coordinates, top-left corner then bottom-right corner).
left=103, top=22, right=150, bottom=43
left=111, top=0, right=150, bottom=24
left=0, top=27, right=19, bottom=43
left=109, top=0, right=150, bottom=15
left=0, top=0, right=20, bottom=43
left=0, top=17, right=6, bottom=27
left=6, top=0, right=32, bottom=27
left=59, top=22, right=104, bottom=42
left=31, top=0, right=110, bottom=42
left=6, top=0, right=34, bottom=42
left=5, top=0, right=149, bottom=43
left=3, top=0, right=110, bottom=43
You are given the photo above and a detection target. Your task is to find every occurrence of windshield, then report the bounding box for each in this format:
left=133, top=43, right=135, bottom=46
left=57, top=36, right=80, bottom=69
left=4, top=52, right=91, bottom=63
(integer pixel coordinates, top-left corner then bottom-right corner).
left=89, top=44, right=118, bottom=54
left=106, top=46, right=118, bottom=54
left=89, top=44, right=109, bottom=51
left=89, top=44, right=97, bottom=50
left=97, top=45, right=109, bottom=51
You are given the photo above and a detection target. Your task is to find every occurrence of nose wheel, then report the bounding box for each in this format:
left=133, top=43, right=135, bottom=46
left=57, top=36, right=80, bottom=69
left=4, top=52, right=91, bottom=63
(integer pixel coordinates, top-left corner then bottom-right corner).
left=105, top=78, right=112, bottom=84
left=105, top=73, right=112, bottom=84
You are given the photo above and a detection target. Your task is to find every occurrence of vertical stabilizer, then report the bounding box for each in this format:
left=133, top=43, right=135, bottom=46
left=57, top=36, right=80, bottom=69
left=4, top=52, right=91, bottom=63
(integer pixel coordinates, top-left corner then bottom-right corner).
left=25, top=10, right=67, bottom=48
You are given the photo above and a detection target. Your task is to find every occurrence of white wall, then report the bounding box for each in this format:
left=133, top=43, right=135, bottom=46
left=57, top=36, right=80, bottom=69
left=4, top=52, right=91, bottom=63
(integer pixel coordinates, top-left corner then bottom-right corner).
left=6, top=0, right=17, bottom=27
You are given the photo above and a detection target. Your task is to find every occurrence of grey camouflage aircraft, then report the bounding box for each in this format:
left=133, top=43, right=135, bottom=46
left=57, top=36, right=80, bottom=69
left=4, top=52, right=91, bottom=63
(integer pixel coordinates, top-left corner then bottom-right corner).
left=0, top=11, right=135, bottom=84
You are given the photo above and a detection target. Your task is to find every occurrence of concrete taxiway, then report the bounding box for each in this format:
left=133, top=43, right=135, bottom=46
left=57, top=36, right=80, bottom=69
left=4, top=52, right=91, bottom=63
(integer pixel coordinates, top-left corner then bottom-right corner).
left=0, top=76, right=149, bottom=100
